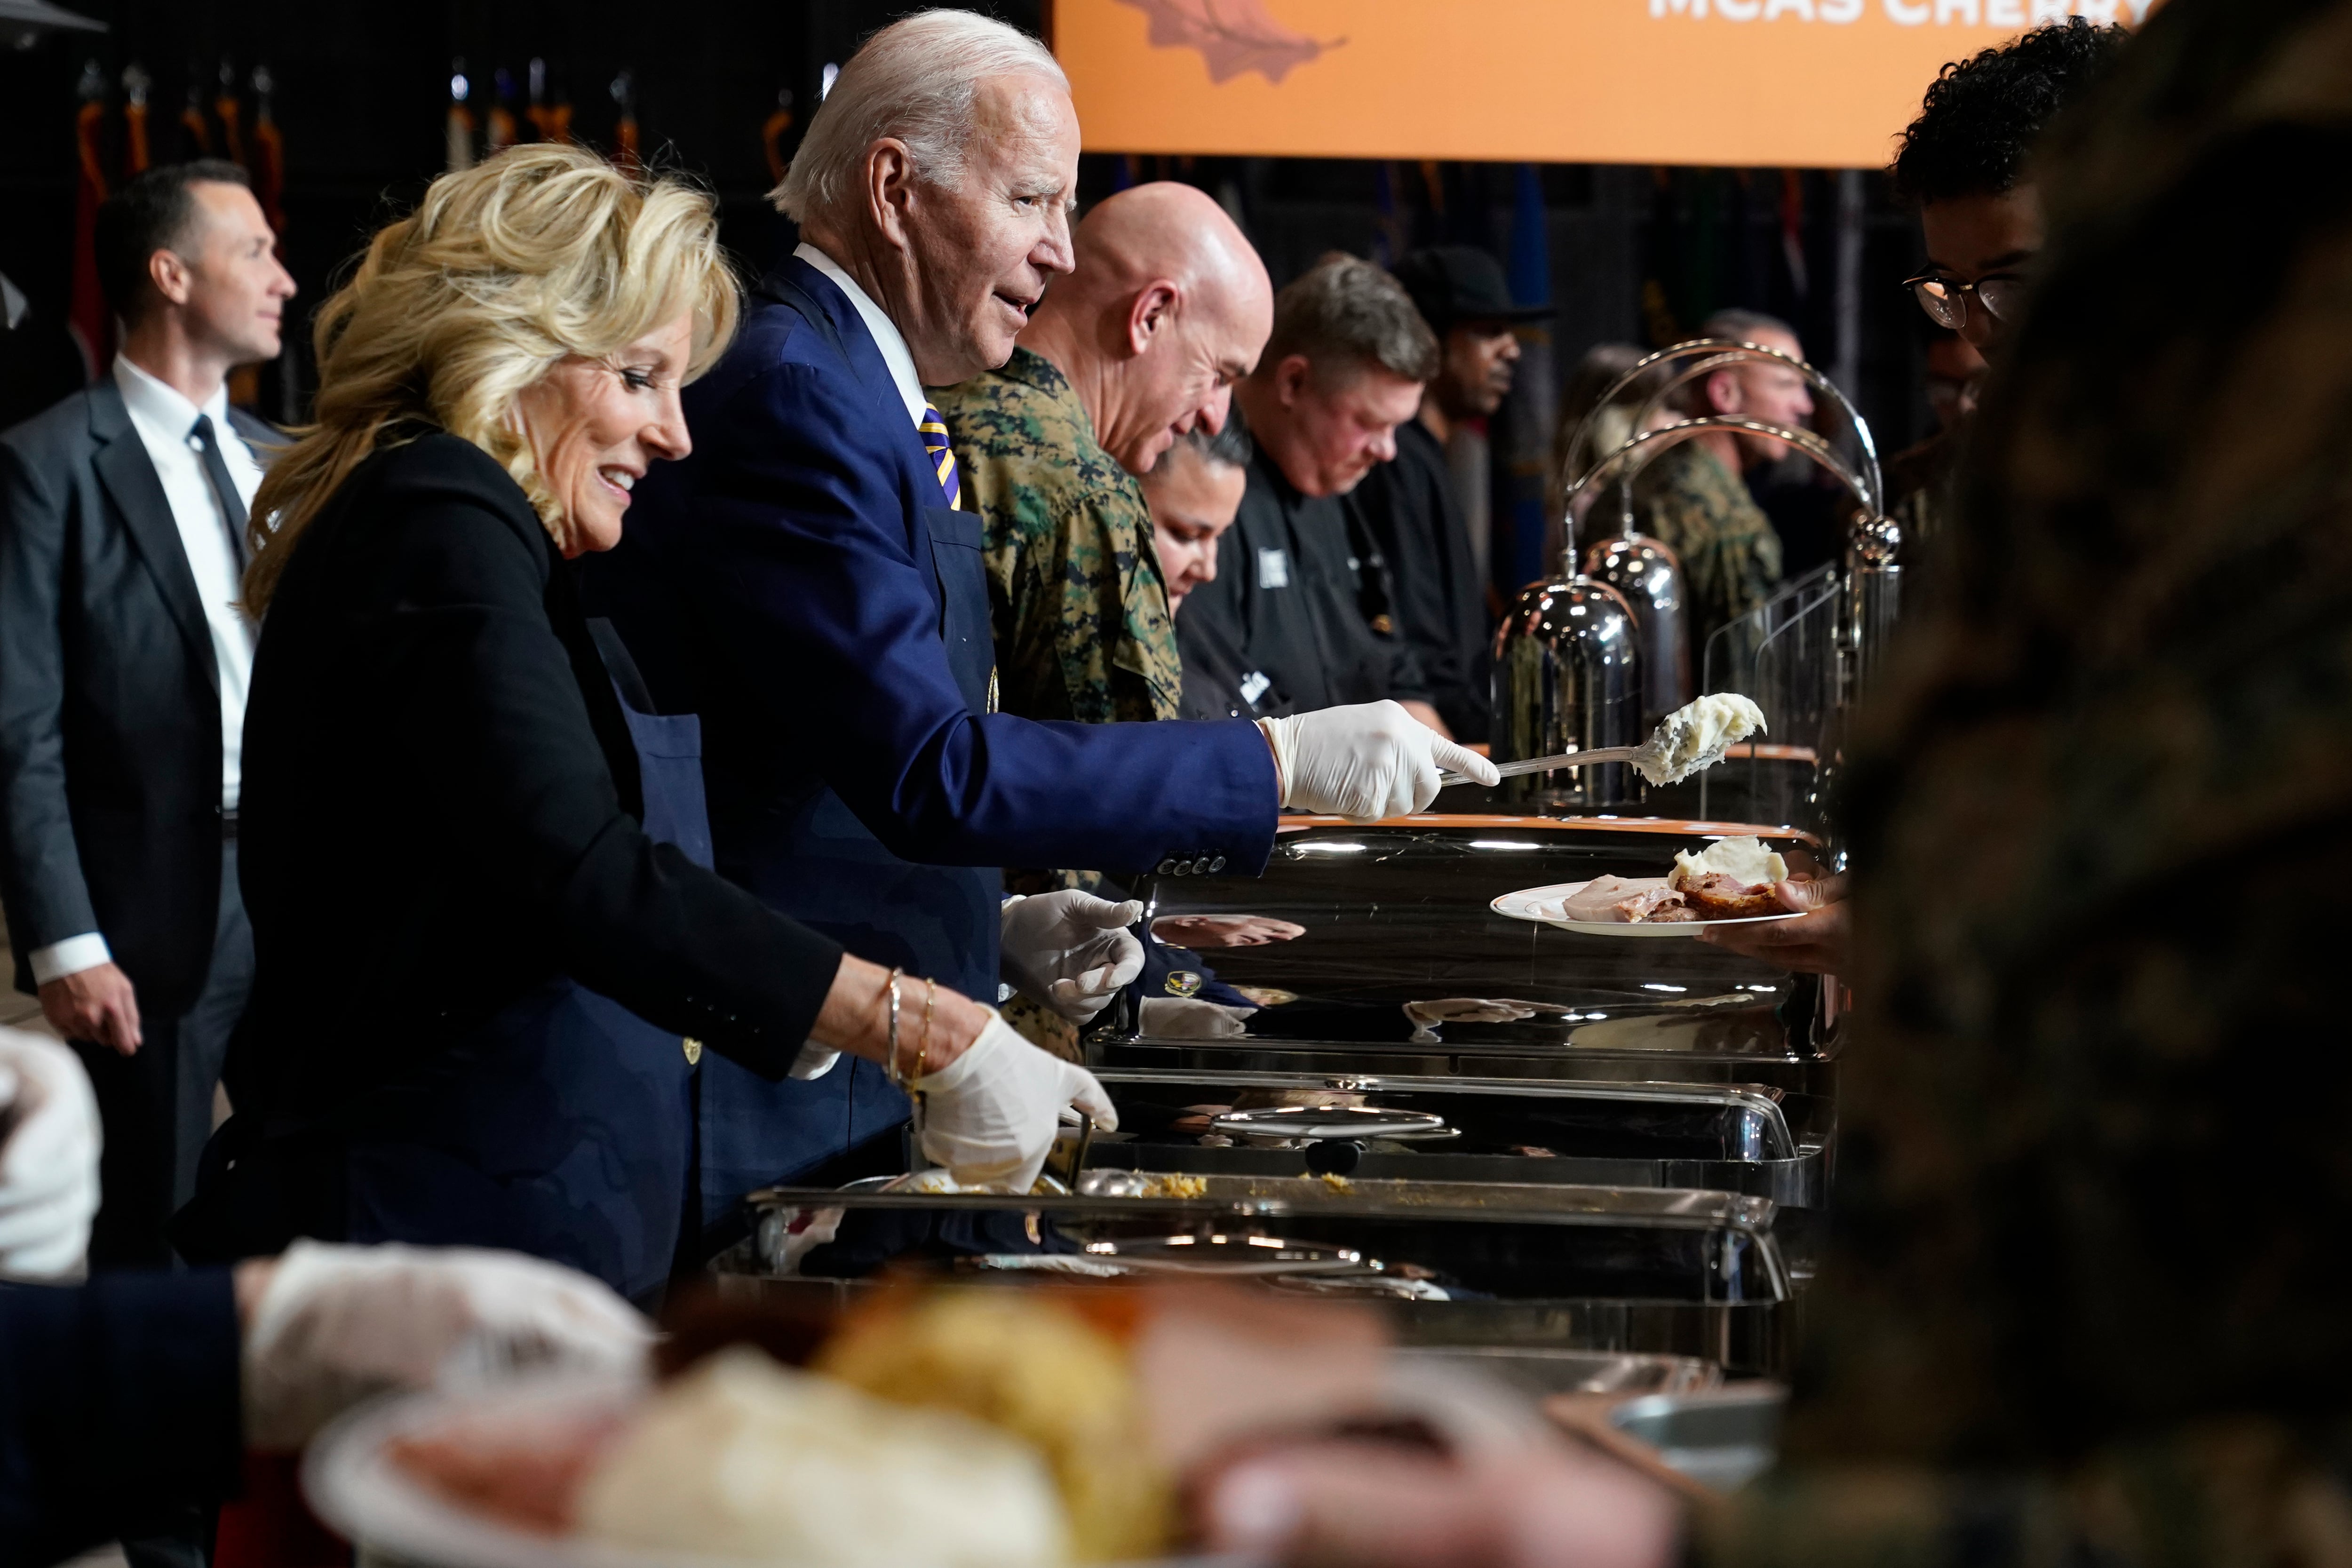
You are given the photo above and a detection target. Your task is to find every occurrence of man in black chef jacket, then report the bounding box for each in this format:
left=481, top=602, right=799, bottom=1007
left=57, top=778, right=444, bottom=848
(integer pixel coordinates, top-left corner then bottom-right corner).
left=1351, top=247, right=1551, bottom=745
left=1177, top=253, right=1443, bottom=728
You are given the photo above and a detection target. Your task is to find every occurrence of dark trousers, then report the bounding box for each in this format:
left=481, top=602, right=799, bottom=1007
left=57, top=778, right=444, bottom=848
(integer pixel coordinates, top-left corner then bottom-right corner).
left=74, top=838, right=252, bottom=1272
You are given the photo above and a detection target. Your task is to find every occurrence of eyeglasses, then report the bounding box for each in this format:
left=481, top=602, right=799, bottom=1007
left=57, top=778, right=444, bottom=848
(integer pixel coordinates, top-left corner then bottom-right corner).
left=1901, top=273, right=2027, bottom=332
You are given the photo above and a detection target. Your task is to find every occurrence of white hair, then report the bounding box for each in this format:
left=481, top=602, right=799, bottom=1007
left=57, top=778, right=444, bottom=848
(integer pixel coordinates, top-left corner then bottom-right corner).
left=773, top=9, right=1067, bottom=224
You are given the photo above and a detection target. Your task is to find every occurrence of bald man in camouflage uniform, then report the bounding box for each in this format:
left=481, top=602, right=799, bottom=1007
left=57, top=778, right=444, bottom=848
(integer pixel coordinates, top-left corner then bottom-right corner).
left=934, top=182, right=1271, bottom=735
left=934, top=183, right=1272, bottom=1056
left=937, top=350, right=1185, bottom=729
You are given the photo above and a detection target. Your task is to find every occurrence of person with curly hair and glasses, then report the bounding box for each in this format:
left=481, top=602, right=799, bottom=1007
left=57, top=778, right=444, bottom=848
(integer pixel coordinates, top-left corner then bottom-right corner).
left=1893, top=18, right=2131, bottom=355
left=1704, top=18, right=2131, bottom=981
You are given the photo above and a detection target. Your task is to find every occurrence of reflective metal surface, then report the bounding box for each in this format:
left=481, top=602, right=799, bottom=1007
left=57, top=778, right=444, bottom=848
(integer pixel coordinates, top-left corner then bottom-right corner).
left=1551, top=338, right=1904, bottom=756
left=730, top=1179, right=1796, bottom=1374
left=1489, top=571, right=1643, bottom=809
left=1112, top=819, right=1836, bottom=1098
left=1398, top=1346, right=1720, bottom=1397
left=1608, top=1384, right=1789, bottom=1491
left=1078, top=1069, right=1830, bottom=1211
left=1582, top=533, right=1690, bottom=725
left=1555, top=338, right=1885, bottom=521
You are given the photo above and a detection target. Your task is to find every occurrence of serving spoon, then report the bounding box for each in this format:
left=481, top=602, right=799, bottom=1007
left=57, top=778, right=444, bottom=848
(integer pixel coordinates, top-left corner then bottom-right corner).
left=1439, top=693, right=1765, bottom=789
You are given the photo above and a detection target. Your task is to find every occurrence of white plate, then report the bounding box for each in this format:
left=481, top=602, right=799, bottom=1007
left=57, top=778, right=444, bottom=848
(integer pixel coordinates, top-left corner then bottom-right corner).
left=1491, top=880, right=1804, bottom=939
left=304, top=1376, right=1241, bottom=1568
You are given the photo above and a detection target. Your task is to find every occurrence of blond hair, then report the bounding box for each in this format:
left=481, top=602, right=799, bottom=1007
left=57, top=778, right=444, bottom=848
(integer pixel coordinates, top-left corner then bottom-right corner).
left=244, top=143, right=738, bottom=613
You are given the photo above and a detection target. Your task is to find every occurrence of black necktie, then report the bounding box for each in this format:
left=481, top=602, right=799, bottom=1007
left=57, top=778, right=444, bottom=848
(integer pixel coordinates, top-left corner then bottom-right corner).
left=189, top=414, right=248, bottom=568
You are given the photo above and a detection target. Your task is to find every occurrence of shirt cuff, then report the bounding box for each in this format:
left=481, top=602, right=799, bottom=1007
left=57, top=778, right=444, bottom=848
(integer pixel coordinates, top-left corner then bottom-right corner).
left=29, top=934, right=111, bottom=987
left=787, top=1041, right=841, bottom=1081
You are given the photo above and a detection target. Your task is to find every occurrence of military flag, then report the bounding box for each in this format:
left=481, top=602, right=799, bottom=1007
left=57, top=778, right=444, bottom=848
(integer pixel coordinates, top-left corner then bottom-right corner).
left=612, top=70, right=641, bottom=173
left=760, top=85, right=794, bottom=186
left=122, top=62, right=151, bottom=174
left=447, top=58, right=476, bottom=172
left=213, top=58, right=245, bottom=167
left=178, top=73, right=211, bottom=157
left=67, top=58, right=109, bottom=380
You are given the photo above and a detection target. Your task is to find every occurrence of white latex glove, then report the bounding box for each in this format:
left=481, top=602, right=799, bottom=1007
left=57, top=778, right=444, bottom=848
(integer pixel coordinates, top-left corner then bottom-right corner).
left=915, top=1009, right=1118, bottom=1192
left=1259, top=701, right=1499, bottom=822
left=0, top=1027, right=99, bottom=1281
left=1138, top=997, right=1257, bottom=1040
left=1000, top=891, right=1146, bottom=1023
left=241, top=1239, right=654, bottom=1450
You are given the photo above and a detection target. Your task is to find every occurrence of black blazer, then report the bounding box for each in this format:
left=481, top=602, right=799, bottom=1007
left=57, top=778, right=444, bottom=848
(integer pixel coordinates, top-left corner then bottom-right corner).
left=230, top=433, right=841, bottom=1141
left=0, top=1271, right=241, bottom=1568
left=0, top=380, right=276, bottom=1015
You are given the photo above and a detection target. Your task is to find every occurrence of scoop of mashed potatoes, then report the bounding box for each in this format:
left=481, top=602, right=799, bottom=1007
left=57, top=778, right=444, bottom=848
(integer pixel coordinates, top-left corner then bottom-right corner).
left=817, top=1290, right=1173, bottom=1562
left=575, top=1346, right=1069, bottom=1568
left=1636, top=693, right=1766, bottom=785
left=1669, top=835, right=1788, bottom=890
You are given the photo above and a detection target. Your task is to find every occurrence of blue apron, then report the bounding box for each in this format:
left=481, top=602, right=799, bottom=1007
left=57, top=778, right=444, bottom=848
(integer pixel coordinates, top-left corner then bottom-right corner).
left=340, top=690, right=714, bottom=1300
left=691, top=265, right=1001, bottom=1230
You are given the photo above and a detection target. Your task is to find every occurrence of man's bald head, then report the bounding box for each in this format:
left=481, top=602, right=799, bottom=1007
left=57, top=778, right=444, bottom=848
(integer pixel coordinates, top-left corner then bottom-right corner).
left=1020, top=181, right=1274, bottom=475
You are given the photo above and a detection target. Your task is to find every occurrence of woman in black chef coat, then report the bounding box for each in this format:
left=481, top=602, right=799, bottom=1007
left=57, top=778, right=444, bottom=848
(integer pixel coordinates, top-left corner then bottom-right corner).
left=177, top=146, right=1112, bottom=1298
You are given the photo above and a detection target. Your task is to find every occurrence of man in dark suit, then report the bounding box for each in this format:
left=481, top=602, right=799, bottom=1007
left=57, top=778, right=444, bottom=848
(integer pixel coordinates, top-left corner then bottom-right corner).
left=0, top=159, right=294, bottom=1277
left=596, top=11, right=1492, bottom=1222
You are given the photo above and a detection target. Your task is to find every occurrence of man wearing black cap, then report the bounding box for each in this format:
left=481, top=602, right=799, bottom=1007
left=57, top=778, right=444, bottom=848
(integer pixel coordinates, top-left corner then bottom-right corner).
left=1352, top=246, right=1551, bottom=745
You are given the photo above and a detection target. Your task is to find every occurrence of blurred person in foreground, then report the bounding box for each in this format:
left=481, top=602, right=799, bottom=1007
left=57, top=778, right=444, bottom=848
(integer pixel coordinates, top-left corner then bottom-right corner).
left=1350, top=246, right=1552, bottom=745
left=933, top=180, right=1271, bottom=731
left=174, top=144, right=1115, bottom=1305
left=592, top=14, right=1493, bottom=1219
left=1202, top=1, right=2352, bottom=1560
left=1889, top=17, right=2129, bottom=548
left=0, top=1023, right=647, bottom=1568
left=1179, top=254, right=1446, bottom=730
left=0, top=161, right=293, bottom=1276
left=1627, top=308, right=1810, bottom=670
left=7, top=1239, right=647, bottom=1568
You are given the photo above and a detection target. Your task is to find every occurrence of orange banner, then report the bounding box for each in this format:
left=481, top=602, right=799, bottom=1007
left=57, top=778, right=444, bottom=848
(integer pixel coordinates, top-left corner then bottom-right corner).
left=1057, top=0, right=2152, bottom=169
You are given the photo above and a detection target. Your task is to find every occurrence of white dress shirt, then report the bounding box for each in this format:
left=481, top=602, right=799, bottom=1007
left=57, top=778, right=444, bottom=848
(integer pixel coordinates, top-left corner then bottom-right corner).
left=30, top=358, right=262, bottom=987
left=794, top=242, right=929, bottom=430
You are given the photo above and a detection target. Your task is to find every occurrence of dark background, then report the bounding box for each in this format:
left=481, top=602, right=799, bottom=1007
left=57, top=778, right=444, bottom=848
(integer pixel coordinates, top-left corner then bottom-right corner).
left=0, top=0, right=1937, bottom=596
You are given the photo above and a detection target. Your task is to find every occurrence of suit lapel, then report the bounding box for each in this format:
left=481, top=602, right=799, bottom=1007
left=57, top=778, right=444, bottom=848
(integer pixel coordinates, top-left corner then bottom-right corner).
left=87, top=382, right=216, bottom=683
left=765, top=258, right=935, bottom=502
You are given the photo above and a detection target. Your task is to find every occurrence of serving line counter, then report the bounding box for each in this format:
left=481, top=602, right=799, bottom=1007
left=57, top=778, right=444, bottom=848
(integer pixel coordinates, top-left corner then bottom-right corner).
left=719, top=1178, right=1796, bottom=1377
left=1100, top=815, right=1839, bottom=1102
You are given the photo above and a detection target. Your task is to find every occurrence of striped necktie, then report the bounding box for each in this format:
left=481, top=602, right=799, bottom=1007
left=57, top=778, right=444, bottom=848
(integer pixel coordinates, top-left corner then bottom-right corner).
left=918, top=402, right=961, bottom=509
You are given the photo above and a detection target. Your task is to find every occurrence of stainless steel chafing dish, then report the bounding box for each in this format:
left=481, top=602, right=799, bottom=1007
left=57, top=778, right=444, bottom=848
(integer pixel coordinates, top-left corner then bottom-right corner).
left=1105, top=817, right=1839, bottom=1103
left=725, top=1180, right=1796, bottom=1376
left=1079, top=1069, right=1829, bottom=1212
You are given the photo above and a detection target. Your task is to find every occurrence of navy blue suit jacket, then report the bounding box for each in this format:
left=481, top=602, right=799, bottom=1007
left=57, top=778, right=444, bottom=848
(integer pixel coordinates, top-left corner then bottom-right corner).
left=591, top=255, right=1278, bottom=1213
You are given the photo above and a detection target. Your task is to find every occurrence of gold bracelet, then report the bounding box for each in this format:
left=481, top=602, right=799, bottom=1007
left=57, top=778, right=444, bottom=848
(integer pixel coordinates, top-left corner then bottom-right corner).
left=918, top=978, right=937, bottom=1080
left=884, top=966, right=904, bottom=1086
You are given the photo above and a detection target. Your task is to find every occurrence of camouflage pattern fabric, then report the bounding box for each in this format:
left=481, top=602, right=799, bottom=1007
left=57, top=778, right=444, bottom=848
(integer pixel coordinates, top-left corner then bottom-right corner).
left=1695, top=0, right=2352, bottom=1560
left=931, top=347, right=1183, bottom=726
left=932, top=349, right=1170, bottom=1057
left=1627, top=439, right=1784, bottom=667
